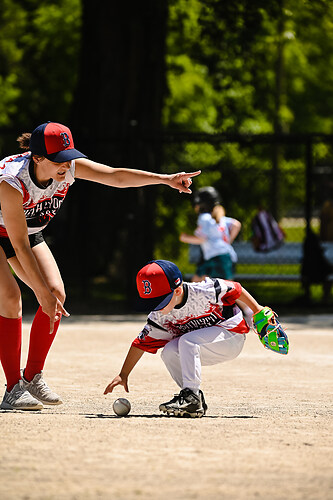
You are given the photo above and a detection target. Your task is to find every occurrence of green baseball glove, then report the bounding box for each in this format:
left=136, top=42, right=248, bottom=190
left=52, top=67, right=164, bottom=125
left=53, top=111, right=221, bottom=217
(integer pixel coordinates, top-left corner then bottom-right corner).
left=252, top=307, right=289, bottom=355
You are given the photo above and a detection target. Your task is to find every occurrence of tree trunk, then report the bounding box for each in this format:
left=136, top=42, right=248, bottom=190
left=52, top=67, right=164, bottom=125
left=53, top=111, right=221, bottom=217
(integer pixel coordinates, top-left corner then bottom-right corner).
left=272, top=0, right=285, bottom=220
left=63, top=0, right=168, bottom=306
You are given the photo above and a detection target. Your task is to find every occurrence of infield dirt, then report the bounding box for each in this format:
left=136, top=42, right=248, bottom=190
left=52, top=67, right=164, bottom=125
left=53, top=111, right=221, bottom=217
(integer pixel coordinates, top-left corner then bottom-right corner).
left=0, top=314, right=332, bottom=500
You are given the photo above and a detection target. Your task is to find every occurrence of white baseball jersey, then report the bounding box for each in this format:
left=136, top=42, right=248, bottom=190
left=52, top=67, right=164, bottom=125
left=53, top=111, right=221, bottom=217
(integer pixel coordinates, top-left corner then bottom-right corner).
left=0, top=152, right=75, bottom=237
left=132, top=277, right=249, bottom=354
left=217, top=215, right=238, bottom=263
left=194, top=213, right=228, bottom=260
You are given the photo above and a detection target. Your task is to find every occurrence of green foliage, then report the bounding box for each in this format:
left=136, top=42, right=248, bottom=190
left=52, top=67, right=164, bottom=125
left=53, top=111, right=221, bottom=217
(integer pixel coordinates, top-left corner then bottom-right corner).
left=0, top=0, right=26, bottom=126
left=165, top=0, right=333, bottom=135
left=0, top=0, right=332, bottom=306
left=0, top=0, right=82, bottom=133
left=155, top=0, right=333, bottom=263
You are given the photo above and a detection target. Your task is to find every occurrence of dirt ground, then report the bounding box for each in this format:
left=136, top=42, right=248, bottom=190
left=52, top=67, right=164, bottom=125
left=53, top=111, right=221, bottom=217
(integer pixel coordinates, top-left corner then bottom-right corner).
left=0, top=313, right=332, bottom=500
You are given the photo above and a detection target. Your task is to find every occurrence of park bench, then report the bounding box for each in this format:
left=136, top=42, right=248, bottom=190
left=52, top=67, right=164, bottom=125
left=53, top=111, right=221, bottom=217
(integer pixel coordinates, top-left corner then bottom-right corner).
left=233, top=241, right=333, bottom=283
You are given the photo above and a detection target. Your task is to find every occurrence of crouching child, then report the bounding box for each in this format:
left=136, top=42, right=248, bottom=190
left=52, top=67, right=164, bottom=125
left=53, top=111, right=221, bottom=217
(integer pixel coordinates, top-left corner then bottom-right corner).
left=104, top=260, right=269, bottom=418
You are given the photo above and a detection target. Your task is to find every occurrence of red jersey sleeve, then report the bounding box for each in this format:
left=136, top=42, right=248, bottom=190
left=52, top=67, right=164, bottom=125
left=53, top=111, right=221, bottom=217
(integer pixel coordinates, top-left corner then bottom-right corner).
left=220, top=280, right=242, bottom=305
left=132, top=336, right=168, bottom=354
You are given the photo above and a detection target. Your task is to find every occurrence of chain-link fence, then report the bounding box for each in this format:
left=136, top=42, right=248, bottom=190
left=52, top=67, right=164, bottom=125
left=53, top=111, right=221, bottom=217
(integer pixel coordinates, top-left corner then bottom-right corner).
left=157, top=133, right=333, bottom=307
left=1, top=128, right=332, bottom=310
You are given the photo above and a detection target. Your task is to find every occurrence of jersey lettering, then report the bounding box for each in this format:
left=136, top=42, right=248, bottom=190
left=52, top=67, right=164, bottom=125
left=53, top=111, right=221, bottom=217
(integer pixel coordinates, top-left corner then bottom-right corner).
left=0, top=153, right=74, bottom=235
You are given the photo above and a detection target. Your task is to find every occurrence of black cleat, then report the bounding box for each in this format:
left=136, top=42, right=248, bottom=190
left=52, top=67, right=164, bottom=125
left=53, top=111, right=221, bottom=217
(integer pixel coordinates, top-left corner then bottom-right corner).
left=159, top=388, right=207, bottom=418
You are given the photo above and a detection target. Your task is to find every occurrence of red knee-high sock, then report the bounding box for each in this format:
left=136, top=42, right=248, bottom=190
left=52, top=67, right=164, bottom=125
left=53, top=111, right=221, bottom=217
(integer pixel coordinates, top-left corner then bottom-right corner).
left=0, top=315, right=22, bottom=392
left=24, top=307, right=61, bottom=382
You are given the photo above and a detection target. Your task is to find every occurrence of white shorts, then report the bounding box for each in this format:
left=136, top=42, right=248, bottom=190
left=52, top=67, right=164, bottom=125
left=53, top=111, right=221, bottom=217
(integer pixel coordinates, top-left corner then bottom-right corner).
left=160, top=325, right=245, bottom=392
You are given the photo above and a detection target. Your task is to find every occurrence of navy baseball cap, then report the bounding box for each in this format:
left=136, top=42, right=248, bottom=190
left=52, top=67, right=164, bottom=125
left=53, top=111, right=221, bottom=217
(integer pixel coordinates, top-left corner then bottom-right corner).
left=29, top=122, right=87, bottom=162
left=136, top=260, right=183, bottom=312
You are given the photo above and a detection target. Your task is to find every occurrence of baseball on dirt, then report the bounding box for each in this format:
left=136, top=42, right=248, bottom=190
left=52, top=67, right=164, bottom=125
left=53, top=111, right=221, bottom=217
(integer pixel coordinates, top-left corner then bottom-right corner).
left=113, top=398, right=131, bottom=416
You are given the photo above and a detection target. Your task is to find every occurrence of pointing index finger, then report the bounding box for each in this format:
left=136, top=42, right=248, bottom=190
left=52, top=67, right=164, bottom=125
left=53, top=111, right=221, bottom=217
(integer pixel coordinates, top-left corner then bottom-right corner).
left=187, top=170, right=201, bottom=178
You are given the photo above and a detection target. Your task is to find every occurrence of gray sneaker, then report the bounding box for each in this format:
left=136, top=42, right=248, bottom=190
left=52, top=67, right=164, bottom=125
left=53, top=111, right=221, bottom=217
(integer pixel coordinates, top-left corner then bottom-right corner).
left=22, top=370, right=62, bottom=405
left=1, top=380, right=43, bottom=410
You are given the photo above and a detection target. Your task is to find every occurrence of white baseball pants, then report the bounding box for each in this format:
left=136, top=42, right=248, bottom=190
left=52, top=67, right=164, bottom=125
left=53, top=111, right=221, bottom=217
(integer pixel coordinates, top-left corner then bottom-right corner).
left=160, top=326, right=246, bottom=392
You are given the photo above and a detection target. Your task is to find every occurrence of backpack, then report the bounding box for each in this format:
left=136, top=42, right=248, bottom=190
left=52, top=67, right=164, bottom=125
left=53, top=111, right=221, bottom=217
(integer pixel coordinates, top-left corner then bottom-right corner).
left=251, top=210, right=285, bottom=252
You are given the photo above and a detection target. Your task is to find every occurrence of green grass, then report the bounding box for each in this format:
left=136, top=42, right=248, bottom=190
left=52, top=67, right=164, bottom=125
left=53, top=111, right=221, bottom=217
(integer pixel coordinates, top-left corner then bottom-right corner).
left=236, top=263, right=300, bottom=275
left=283, top=226, right=305, bottom=242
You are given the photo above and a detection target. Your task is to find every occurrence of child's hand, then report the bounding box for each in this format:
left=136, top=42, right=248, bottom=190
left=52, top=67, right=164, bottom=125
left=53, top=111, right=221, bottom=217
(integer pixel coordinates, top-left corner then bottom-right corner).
left=104, top=374, right=129, bottom=394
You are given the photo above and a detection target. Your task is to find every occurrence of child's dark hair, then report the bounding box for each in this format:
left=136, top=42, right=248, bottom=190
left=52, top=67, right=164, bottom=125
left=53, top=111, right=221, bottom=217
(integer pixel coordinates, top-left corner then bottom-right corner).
left=16, top=133, right=31, bottom=151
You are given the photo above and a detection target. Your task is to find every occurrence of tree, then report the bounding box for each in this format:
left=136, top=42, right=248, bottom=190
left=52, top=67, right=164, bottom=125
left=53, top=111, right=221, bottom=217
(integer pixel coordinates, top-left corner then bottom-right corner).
left=0, top=0, right=82, bottom=134
left=1, top=0, right=333, bottom=302
left=156, top=0, right=333, bottom=268
left=62, top=0, right=169, bottom=304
